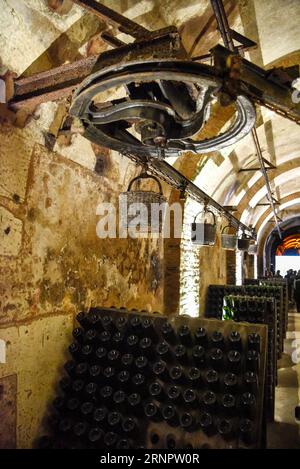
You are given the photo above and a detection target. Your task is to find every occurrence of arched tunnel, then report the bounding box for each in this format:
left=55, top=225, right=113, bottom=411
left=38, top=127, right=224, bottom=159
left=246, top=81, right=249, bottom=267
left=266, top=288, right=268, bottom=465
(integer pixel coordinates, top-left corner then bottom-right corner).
left=0, top=0, right=300, bottom=455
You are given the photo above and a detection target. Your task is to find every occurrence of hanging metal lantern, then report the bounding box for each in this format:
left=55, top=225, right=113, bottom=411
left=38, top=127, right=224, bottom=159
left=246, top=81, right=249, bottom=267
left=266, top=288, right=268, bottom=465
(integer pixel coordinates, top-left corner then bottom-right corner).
left=237, top=232, right=251, bottom=251
left=248, top=243, right=258, bottom=255
left=120, top=172, right=166, bottom=233
left=221, top=225, right=238, bottom=250
left=191, top=209, right=216, bottom=246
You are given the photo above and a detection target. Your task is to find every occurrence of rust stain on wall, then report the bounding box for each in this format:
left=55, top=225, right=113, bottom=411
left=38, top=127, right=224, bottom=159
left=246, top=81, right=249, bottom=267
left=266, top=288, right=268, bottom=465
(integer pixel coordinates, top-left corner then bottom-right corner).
left=0, top=374, right=17, bottom=449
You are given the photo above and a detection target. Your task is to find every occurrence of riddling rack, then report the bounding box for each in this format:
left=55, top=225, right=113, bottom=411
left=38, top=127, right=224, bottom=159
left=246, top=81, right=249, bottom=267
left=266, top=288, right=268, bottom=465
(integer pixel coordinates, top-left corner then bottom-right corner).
left=205, top=284, right=284, bottom=359
left=224, top=295, right=276, bottom=421
left=37, top=307, right=267, bottom=449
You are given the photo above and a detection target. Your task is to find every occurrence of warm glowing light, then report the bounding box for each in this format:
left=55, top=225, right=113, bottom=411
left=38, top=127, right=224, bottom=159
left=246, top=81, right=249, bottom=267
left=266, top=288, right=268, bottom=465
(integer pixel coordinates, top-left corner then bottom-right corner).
left=276, top=234, right=300, bottom=256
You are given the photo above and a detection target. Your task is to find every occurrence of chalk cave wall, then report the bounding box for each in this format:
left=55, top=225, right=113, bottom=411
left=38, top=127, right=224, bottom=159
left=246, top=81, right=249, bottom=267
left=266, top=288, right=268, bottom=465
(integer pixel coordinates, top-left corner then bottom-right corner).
left=0, top=116, right=165, bottom=448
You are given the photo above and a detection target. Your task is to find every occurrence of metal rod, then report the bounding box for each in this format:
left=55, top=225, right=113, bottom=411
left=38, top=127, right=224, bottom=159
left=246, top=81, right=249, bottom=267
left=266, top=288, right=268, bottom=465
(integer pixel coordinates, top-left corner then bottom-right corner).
left=210, top=0, right=282, bottom=238
left=101, top=32, right=126, bottom=48
left=72, top=0, right=149, bottom=39
left=210, top=0, right=235, bottom=51
left=251, top=128, right=282, bottom=238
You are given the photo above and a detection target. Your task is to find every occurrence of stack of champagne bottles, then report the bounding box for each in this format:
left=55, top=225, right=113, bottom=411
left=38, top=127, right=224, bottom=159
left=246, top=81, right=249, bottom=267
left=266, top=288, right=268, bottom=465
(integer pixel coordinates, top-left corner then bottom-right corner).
left=37, top=308, right=267, bottom=449
left=260, top=278, right=288, bottom=340
left=223, top=295, right=276, bottom=420
left=206, top=284, right=284, bottom=359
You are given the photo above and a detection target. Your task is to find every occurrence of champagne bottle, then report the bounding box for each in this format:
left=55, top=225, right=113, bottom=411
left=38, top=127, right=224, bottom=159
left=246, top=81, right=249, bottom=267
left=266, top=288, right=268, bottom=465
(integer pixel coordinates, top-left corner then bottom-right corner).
left=117, top=370, right=130, bottom=387
left=202, top=390, right=217, bottom=412
left=59, top=376, right=72, bottom=393
left=81, top=344, right=93, bottom=362
left=246, top=350, right=260, bottom=372
left=194, top=327, right=207, bottom=346
left=220, top=394, right=236, bottom=416
left=240, top=392, right=256, bottom=419
left=73, top=327, right=84, bottom=343
left=113, top=390, right=126, bottom=409
left=135, top=356, right=149, bottom=373
left=139, top=337, right=152, bottom=358
left=199, top=412, right=214, bottom=436
left=205, top=369, right=219, bottom=391
left=80, top=401, right=94, bottom=420
left=127, top=334, right=139, bottom=353
left=75, top=362, right=88, bottom=379
left=85, top=382, right=98, bottom=399
left=149, top=381, right=164, bottom=401
left=99, top=385, right=113, bottom=406
left=116, top=439, right=132, bottom=449
left=69, top=342, right=81, bottom=359
left=156, top=341, right=171, bottom=360
left=209, top=348, right=224, bottom=370
left=243, top=371, right=258, bottom=393
left=104, top=431, right=118, bottom=448
left=88, top=427, right=103, bottom=445
left=58, top=418, right=72, bottom=434
left=107, top=349, right=120, bottom=366
left=178, top=325, right=192, bottom=345
left=130, top=315, right=142, bottom=333
left=211, top=331, right=224, bottom=349
left=121, top=353, right=134, bottom=370
left=66, top=397, right=80, bottom=412
left=228, top=331, right=242, bottom=351
left=93, top=406, right=108, bottom=425
left=169, top=365, right=184, bottom=384
left=161, top=321, right=176, bottom=344
left=187, top=367, right=201, bottom=387
left=223, top=373, right=238, bottom=394
left=174, top=344, right=188, bottom=364
left=84, top=328, right=98, bottom=345
left=227, top=350, right=242, bottom=373
left=132, top=373, right=146, bottom=394
left=239, top=418, right=254, bottom=445
left=144, top=402, right=162, bottom=422
left=180, top=412, right=196, bottom=432
left=162, top=404, right=179, bottom=427
left=89, top=364, right=101, bottom=380
left=95, top=346, right=107, bottom=363
left=183, top=389, right=198, bottom=409
left=192, top=345, right=206, bottom=367
left=101, top=315, right=115, bottom=333
left=99, top=331, right=111, bottom=346
left=217, top=418, right=234, bottom=440
left=122, top=417, right=137, bottom=435
left=72, top=379, right=85, bottom=395
left=116, top=316, right=128, bottom=331
left=107, top=411, right=122, bottom=430
left=248, top=333, right=261, bottom=352
left=73, top=421, right=88, bottom=437
left=112, top=331, right=124, bottom=348
left=167, top=385, right=182, bottom=405
left=152, top=360, right=168, bottom=380
left=64, top=360, right=76, bottom=377
left=127, top=393, right=142, bottom=416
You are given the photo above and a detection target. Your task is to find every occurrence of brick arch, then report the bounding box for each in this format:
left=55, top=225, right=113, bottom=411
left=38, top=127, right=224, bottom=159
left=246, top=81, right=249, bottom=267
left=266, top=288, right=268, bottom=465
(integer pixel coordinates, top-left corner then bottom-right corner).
left=234, top=158, right=300, bottom=220
left=255, top=192, right=300, bottom=233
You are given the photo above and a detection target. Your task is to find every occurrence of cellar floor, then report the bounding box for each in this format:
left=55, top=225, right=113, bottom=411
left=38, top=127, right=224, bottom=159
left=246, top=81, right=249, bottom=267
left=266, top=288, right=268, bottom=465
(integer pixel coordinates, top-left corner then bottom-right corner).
left=267, top=310, right=300, bottom=448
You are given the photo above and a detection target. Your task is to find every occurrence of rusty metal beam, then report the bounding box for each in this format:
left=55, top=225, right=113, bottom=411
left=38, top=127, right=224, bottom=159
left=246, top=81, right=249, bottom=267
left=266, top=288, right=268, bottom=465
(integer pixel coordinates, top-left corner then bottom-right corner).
left=210, top=0, right=284, bottom=238
left=72, top=0, right=149, bottom=39
left=101, top=31, right=126, bottom=48
left=9, top=32, right=181, bottom=110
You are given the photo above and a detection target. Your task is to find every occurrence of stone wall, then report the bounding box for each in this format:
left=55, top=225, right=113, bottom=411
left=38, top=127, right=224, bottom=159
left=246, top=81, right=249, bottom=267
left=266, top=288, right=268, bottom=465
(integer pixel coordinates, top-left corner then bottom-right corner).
left=0, top=126, right=164, bottom=448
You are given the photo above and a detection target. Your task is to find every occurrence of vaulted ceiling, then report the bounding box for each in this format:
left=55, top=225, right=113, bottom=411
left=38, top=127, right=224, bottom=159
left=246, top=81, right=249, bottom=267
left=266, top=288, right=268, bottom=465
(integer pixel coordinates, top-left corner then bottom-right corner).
left=1, top=0, right=300, bottom=245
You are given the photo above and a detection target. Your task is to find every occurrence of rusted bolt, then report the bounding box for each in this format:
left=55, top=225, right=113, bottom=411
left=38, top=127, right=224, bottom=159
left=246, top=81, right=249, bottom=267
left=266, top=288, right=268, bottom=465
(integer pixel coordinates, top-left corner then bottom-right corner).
left=47, top=0, right=73, bottom=15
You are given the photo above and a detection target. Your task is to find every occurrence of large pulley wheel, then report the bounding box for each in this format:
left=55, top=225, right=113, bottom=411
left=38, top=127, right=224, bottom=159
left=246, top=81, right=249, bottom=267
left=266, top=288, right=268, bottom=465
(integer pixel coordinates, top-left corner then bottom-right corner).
left=70, top=59, right=256, bottom=158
